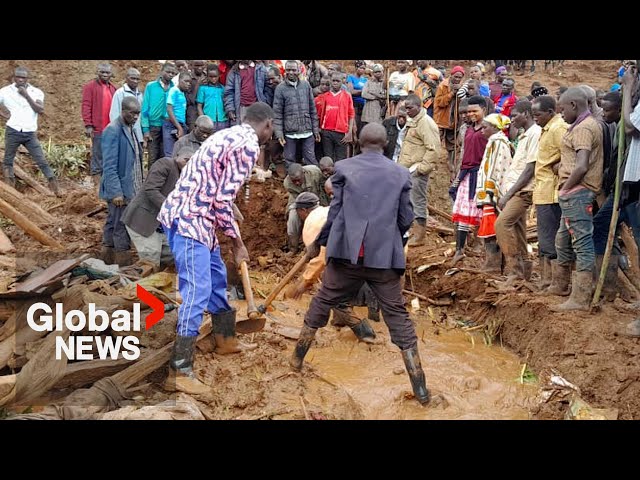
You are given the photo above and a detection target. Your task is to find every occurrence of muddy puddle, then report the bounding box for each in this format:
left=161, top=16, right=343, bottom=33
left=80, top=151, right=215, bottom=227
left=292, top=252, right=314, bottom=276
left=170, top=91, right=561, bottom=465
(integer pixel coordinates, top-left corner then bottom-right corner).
left=232, top=276, right=538, bottom=420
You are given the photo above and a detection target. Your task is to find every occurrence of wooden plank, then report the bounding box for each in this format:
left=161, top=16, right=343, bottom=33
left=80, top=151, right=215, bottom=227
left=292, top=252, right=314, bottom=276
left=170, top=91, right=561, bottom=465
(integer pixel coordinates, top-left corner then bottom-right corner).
left=0, top=197, right=63, bottom=249
left=0, top=374, right=16, bottom=403
left=112, top=343, right=172, bottom=389
left=12, top=255, right=88, bottom=294
left=55, top=358, right=134, bottom=389
left=0, top=181, right=55, bottom=225
left=427, top=204, right=453, bottom=223
left=426, top=224, right=454, bottom=236
left=0, top=228, right=15, bottom=254
left=13, top=164, right=54, bottom=197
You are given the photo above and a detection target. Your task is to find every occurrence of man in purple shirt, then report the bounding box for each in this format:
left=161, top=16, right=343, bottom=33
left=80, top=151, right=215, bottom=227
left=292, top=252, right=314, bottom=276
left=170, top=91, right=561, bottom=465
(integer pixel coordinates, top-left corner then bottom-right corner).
left=159, top=102, right=274, bottom=394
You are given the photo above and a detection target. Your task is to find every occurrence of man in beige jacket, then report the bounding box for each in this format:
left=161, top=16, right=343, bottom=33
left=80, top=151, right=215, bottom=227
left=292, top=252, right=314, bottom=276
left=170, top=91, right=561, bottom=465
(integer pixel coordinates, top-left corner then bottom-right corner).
left=398, top=94, right=441, bottom=246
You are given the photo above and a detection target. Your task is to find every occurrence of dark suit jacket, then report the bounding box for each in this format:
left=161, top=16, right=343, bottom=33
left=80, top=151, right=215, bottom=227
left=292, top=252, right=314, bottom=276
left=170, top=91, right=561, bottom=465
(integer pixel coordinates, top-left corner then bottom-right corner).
left=316, top=151, right=414, bottom=271
left=122, top=157, right=181, bottom=237
left=99, top=117, right=143, bottom=201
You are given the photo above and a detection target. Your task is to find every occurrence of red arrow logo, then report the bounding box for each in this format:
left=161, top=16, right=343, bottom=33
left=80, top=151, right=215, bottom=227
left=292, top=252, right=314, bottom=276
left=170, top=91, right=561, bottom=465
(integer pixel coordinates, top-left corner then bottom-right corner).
left=137, top=284, right=165, bottom=330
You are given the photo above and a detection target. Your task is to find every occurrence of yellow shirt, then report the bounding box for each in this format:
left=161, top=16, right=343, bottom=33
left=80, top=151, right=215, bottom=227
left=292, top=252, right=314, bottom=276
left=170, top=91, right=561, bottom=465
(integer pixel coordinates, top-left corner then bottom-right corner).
left=533, top=114, right=568, bottom=205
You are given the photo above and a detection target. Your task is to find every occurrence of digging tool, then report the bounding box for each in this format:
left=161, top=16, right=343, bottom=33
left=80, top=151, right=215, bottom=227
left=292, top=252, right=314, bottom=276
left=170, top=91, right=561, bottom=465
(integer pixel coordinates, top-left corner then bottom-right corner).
left=235, top=260, right=265, bottom=334
left=235, top=254, right=310, bottom=333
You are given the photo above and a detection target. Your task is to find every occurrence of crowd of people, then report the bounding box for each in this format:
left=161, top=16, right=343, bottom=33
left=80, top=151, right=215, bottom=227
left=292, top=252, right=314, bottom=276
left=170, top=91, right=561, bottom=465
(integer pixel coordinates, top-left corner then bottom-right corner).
left=2, top=59, right=639, bottom=406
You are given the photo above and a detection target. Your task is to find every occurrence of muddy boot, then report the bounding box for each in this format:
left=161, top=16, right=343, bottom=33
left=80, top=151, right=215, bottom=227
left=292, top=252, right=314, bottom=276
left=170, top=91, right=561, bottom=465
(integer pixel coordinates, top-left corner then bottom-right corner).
left=538, top=257, right=553, bottom=290
left=482, top=240, right=502, bottom=274
left=367, top=306, right=381, bottom=322
left=550, top=271, right=593, bottom=312
left=288, top=233, right=300, bottom=254
left=349, top=318, right=378, bottom=344
left=114, top=250, right=133, bottom=267
left=2, top=166, right=15, bottom=188
left=596, top=254, right=619, bottom=301
left=289, top=324, right=318, bottom=370
left=408, top=222, right=426, bottom=247
left=212, top=309, right=258, bottom=354
left=101, top=246, right=115, bottom=265
left=47, top=177, right=62, bottom=197
left=401, top=346, right=430, bottom=405
left=537, top=261, right=571, bottom=296
left=505, top=255, right=525, bottom=281
left=164, top=335, right=210, bottom=395
left=522, top=258, right=533, bottom=281
left=621, top=319, right=640, bottom=337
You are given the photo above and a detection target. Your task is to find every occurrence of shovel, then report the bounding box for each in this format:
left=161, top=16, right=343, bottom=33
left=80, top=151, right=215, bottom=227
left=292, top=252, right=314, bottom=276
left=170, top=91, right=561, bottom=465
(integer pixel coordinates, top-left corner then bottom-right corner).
left=235, top=260, right=266, bottom=334
left=235, top=254, right=310, bottom=334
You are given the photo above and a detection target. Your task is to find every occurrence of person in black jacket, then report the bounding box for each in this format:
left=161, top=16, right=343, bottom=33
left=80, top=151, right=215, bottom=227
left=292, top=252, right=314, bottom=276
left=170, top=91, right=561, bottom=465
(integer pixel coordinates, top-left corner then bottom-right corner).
left=122, top=147, right=194, bottom=268
left=272, top=60, right=320, bottom=168
left=382, top=108, right=408, bottom=162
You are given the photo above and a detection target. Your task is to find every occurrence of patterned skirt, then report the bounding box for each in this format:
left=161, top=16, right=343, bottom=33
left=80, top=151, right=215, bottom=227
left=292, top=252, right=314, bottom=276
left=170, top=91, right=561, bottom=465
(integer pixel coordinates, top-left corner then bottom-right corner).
left=452, top=175, right=482, bottom=228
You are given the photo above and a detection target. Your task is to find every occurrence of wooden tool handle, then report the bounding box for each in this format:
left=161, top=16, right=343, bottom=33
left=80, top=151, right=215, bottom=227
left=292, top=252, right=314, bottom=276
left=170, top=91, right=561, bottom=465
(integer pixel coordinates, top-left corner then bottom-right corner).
left=240, top=260, right=258, bottom=318
left=261, top=254, right=310, bottom=311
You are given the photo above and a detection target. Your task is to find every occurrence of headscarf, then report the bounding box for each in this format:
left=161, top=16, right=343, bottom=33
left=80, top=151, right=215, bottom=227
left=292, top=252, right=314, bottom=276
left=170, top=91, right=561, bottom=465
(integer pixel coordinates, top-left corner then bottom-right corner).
left=484, top=113, right=511, bottom=131
left=531, top=86, right=548, bottom=98
left=372, top=63, right=384, bottom=72
left=451, top=66, right=465, bottom=76
left=495, top=66, right=507, bottom=75
left=355, top=60, right=366, bottom=69
left=476, top=62, right=486, bottom=73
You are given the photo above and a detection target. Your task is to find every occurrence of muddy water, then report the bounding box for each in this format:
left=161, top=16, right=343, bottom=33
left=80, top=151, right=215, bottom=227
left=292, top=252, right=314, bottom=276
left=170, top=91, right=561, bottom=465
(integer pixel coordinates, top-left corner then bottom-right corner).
left=244, top=288, right=538, bottom=420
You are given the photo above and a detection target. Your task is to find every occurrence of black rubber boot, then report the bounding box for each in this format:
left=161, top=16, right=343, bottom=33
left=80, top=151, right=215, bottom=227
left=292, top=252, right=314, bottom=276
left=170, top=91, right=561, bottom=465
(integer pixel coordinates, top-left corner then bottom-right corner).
left=290, top=324, right=317, bottom=370
left=367, top=306, right=381, bottom=322
left=165, top=334, right=210, bottom=395
left=401, top=346, right=430, bottom=405
left=349, top=318, right=377, bottom=344
left=170, top=334, right=197, bottom=374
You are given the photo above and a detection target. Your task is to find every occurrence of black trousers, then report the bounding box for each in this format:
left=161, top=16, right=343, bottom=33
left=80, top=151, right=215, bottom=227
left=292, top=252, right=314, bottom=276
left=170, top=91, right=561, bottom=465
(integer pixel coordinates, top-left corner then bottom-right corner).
left=304, top=260, right=417, bottom=350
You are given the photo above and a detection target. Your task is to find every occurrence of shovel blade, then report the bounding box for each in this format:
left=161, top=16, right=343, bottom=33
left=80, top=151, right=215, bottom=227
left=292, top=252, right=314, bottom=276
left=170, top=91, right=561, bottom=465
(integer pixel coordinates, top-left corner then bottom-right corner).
left=235, top=317, right=266, bottom=334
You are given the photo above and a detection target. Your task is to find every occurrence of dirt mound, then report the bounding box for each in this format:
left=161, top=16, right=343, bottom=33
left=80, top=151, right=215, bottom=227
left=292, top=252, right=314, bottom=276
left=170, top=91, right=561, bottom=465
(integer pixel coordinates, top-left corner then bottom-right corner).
left=0, top=60, right=163, bottom=144
left=63, top=190, right=102, bottom=215
left=496, top=297, right=640, bottom=420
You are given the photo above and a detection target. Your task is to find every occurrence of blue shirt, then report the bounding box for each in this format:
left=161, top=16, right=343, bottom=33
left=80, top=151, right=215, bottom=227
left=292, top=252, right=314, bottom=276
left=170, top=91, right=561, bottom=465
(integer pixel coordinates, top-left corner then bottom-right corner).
left=166, top=85, right=187, bottom=124
left=196, top=84, right=227, bottom=122
left=347, top=74, right=367, bottom=106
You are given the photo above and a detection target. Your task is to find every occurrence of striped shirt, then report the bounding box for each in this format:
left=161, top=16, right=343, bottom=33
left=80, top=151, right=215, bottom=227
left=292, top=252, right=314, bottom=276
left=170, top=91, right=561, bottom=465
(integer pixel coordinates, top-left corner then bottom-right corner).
left=158, top=124, right=259, bottom=249
left=623, top=102, right=640, bottom=182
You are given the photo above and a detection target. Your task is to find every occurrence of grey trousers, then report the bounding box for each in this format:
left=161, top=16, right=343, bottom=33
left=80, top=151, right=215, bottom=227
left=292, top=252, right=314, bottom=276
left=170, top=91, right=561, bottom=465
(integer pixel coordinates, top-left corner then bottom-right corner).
left=410, top=172, right=429, bottom=221
left=125, top=226, right=172, bottom=266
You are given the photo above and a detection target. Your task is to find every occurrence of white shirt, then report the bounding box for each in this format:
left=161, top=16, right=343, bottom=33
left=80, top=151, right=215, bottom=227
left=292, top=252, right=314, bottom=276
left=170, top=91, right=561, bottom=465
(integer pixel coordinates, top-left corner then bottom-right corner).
left=0, top=83, right=44, bottom=132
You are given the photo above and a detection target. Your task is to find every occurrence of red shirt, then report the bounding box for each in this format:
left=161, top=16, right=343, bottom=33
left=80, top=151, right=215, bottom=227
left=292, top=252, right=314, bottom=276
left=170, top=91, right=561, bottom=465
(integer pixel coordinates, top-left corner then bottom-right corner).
left=101, top=83, right=113, bottom=129
left=316, top=90, right=354, bottom=134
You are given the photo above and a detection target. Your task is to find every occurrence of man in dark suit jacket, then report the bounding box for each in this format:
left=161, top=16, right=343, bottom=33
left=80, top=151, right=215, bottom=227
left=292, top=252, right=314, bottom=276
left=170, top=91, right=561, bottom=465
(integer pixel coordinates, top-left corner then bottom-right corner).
left=290, top=123, right=431, bottom=405
left=99, top=96, right=144, bottom=267
left=122, top=147, right=194, bottom=268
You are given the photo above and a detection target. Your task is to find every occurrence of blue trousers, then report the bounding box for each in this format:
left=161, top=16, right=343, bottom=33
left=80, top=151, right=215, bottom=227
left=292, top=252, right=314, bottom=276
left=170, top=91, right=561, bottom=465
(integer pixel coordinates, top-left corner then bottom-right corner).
left=593, top=194, right=640, bottom=256
left=165, top=223, right=231, bottom=337
left=162, top=120, right=187, bottom=158
left=556, top=189, right=596, bottom=272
